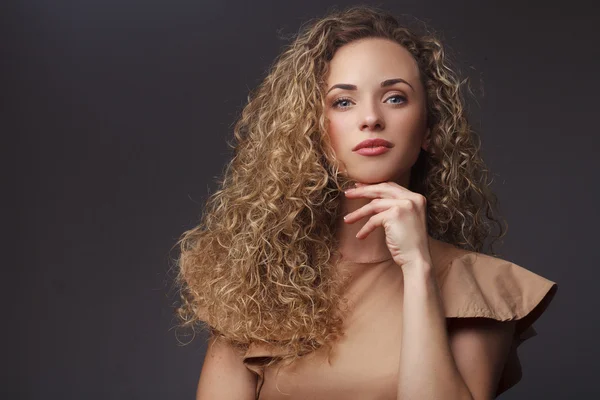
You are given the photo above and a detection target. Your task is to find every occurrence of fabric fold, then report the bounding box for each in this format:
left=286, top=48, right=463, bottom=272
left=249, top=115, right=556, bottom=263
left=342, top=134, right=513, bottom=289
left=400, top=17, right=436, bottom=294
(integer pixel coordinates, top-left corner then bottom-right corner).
left=238, top=248, right=558, bottom=399
left=243, top=342, right=289, bottom=399
left=440, top=252, right=558, bottom=396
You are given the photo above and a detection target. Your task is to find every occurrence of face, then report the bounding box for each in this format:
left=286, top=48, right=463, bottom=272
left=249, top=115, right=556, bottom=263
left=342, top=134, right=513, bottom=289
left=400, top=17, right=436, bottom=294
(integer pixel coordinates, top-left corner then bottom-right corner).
left=324, top=37, right=430, bottom=186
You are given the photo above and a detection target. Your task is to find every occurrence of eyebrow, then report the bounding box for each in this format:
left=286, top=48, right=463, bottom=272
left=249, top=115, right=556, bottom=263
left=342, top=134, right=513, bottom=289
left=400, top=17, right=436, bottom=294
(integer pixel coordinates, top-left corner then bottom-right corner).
left=326, top=78, right=414, bottom=94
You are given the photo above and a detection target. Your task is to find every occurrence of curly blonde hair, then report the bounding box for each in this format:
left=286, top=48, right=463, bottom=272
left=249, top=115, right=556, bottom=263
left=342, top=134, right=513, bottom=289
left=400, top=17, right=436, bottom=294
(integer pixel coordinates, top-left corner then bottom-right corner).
left=173, top=4, right=507, bottom=369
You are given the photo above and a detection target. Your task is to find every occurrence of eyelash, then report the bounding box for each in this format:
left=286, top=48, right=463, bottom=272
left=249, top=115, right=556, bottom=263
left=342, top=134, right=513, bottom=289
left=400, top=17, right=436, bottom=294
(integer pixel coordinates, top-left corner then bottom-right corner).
left=331, top=95, right=407, bottom=109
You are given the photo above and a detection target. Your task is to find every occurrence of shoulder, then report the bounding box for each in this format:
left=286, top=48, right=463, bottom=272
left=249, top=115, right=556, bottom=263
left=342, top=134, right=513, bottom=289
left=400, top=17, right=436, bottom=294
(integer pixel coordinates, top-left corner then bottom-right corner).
left=430, top=239, right=559, bottom=397
left=428, top=235, right=558, bottom=329
left=440, top=249, right=558, bottom=332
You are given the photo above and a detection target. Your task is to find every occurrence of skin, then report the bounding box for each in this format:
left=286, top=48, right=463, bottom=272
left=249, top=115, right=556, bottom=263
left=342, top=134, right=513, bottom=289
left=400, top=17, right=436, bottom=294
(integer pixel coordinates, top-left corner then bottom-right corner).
left=195, top=36, right=517, bottom=400
left=324, top=37, right=431, bottom=264
left=323, top=38, right=516, bottom=400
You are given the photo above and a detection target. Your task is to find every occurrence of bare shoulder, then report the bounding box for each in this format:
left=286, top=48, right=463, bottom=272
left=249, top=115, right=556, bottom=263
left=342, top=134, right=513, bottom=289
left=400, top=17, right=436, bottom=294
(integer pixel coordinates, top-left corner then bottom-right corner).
left=196, top=334, right=257, bottom=400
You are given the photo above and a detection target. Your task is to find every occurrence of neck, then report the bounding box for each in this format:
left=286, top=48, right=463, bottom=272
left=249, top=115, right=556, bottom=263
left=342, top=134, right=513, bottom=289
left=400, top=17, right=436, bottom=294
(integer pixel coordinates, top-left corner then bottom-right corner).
left=335, top=196, right=392, bottom=263
left=335, top=174, right=410, bottom=263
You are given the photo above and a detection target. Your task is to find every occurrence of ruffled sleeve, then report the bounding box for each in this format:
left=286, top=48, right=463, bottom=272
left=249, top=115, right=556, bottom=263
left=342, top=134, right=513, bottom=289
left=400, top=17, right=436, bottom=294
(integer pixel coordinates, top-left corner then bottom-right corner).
left=242, top=342, right=288, bottom=399
left=440, top=252, right=558, bottom=397
left=239, top=250, right=558, bottom=399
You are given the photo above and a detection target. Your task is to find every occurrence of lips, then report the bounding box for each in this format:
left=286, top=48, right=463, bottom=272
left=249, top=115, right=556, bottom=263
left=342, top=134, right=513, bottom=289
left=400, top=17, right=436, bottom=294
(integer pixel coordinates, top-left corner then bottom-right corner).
left=352, top=138, right=394, bottom=151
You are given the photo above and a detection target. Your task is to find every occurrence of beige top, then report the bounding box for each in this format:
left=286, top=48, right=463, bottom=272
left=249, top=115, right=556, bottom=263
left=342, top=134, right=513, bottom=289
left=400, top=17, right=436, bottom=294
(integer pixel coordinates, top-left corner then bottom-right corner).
left=208, top=236, right=558, bottom=399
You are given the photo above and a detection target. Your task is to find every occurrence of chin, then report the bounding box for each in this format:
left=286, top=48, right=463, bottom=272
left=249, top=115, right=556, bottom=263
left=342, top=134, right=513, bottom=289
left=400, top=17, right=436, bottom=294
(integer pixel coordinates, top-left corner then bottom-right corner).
left=345, top=173, right=396, bottom=185
left=343, top=168, right=408, bottom=186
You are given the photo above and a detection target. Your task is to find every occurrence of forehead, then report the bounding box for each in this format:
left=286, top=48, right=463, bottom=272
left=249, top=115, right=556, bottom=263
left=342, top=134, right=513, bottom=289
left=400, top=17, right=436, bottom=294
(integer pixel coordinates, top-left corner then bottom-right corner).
left=326, top=37, right=421, bottom=85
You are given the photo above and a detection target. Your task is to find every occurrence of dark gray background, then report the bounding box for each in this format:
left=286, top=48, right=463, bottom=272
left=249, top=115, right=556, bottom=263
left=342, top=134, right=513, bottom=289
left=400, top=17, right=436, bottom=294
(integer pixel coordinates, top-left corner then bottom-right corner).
left=4, top=0, right=598, bottom=398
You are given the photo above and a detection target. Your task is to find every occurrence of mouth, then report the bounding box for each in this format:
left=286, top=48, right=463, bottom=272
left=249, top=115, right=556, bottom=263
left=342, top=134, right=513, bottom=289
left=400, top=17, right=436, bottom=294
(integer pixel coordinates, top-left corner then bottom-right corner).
left=352, top=138, right=394, bottom=151
left=354, top=146, right=392, bottom=156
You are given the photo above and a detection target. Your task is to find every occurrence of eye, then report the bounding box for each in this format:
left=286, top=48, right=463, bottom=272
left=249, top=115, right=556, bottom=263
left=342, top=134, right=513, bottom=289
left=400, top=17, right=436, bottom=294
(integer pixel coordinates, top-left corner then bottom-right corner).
left=331, top=97, right=354, bottom=109
left=385, top=94, right=407, bottom=105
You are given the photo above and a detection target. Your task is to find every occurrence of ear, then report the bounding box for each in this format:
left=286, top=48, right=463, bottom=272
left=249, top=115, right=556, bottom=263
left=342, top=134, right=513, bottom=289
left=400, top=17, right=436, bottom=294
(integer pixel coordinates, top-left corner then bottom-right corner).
left=421, top=127, right=431, bottom=151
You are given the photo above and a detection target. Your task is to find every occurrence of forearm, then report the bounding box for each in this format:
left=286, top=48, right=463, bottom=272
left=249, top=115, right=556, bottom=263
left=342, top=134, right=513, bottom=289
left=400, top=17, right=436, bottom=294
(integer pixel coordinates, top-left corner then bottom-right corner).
left=397, top=260, right=473, bottom=400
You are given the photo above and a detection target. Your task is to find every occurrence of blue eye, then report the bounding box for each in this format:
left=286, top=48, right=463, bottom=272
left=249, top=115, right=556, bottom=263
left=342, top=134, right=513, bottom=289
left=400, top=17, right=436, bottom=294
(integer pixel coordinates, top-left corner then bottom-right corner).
left=331, top=95, right=407, bottom=109
left=386, top=95, right=407, bottom=104
left=332, top=97, right=353, bottom=109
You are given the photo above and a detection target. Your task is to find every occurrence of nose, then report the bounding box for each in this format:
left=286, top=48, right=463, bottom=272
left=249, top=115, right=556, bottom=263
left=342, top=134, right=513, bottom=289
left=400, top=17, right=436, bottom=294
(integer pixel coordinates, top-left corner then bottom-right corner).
left=360, top=102, right=385, bottom=131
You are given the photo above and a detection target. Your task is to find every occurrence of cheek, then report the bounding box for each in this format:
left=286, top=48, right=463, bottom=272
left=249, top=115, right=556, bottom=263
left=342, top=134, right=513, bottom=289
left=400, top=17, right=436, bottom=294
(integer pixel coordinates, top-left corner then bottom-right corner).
left=390, top=107, right=423, bottom=128
left=325, top=116, right=346, bottom=155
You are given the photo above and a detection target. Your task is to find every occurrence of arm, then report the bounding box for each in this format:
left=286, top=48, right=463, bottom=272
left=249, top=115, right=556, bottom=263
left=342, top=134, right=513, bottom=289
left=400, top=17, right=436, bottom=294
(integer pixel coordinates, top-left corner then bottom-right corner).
left=196, top=334, right=257, bottom=400
left=397, top=260, right=516, bottom=400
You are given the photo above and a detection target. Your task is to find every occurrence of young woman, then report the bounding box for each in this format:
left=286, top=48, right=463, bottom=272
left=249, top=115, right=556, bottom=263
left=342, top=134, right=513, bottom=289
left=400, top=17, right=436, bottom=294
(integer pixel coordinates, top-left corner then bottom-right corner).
left=175, top=5, right=558, bottom=400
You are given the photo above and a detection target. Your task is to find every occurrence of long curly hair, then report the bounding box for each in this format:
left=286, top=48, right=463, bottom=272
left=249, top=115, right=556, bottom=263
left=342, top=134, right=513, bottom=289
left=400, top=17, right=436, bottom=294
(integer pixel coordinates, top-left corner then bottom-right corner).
left=173, top=4, right=507, bottom=369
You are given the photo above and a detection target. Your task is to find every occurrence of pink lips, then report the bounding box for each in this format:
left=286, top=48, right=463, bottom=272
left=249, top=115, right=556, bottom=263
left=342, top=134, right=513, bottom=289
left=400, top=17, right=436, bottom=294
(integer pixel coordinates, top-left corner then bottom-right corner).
left=352, top=138, right=394, bottom=156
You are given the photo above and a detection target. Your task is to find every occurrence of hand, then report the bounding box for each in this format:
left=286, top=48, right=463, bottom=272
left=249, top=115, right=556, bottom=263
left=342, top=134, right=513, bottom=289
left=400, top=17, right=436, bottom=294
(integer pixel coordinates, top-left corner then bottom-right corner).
left=343, top=182, right=432, bottom=270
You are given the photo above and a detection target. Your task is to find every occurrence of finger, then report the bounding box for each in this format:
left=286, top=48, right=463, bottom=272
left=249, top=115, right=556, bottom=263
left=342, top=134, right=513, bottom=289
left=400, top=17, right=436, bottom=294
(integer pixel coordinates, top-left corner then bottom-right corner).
left=345, top=181, right=414, bottom=200
left=344, top=198, right=396, bottom=224
left=355, top=210, right=388, bottom=239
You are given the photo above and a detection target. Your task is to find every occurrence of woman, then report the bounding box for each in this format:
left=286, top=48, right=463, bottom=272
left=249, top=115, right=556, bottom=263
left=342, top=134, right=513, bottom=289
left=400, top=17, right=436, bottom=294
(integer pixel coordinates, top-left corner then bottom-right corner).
left=175, top=5, right=558, bottom=399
